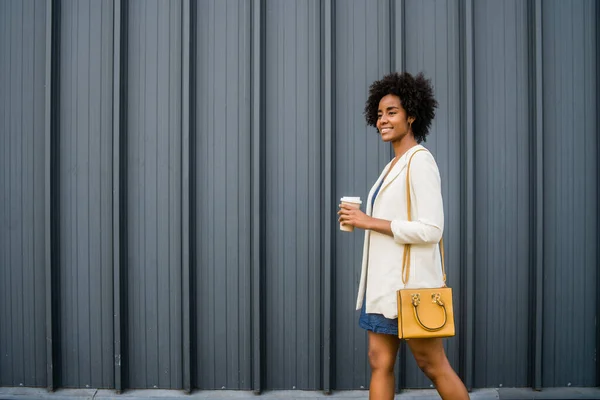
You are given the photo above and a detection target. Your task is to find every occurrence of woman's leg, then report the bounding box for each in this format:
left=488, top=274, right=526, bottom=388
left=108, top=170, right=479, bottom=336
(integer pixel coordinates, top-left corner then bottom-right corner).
left=367, top=331, right=400, bottom=400
left=406, top=338, right=469, bottom=400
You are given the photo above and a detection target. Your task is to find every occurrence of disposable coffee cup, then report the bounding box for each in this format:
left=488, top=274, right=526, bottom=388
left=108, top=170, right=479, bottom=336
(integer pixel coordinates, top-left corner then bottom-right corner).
left=340, top=196, right=362, bottom=232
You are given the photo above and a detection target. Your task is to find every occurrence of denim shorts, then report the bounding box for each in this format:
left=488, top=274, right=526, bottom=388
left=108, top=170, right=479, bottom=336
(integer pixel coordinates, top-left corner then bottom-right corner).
left=358, top=299, right=398, bottom=336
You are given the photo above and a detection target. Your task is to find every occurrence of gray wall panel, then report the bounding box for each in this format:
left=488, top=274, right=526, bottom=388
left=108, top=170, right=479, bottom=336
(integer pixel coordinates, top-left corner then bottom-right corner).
left=264, top=0, right=322, bottom=389
left=0, top=0, right=47, bottom=388
left=472, top=0, right=531, bottom=388
left=404, top=0, right=461, bottom=388
left=57, top=0, right=114, bottom=388
left=542, top=0, right=597, bottom=387
left=194, top=0, right=252, bottom=390
left=0, top=0, right=598, bottom=392
left=126, top=0, right=182, bottom=389
left=333, top=0, right=390, bottom=390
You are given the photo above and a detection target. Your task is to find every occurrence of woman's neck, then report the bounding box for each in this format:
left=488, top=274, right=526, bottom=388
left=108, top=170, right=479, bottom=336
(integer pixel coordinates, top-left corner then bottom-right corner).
left=392, top=135, right=418, bottom=159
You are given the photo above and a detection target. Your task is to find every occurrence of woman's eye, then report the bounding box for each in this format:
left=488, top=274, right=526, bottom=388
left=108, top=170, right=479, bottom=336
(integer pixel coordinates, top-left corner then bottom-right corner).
left=377, top=115, right=382, bottom=119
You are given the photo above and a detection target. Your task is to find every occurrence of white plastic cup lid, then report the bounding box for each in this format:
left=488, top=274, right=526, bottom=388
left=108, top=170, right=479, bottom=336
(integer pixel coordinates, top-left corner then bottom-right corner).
left=340, top=196, right=362, bottom=204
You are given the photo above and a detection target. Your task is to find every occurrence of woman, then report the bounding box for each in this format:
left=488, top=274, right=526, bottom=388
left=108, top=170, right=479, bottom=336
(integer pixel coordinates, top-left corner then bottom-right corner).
left=338, top=72, right=469, bottom=400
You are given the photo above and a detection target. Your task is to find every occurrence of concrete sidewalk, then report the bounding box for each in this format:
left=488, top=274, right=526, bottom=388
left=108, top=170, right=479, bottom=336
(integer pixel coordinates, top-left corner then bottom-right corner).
left=1, top=388, right=599, bottom=400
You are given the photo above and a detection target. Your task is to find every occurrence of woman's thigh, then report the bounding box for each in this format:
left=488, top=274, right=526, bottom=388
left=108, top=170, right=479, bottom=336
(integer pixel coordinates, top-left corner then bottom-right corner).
left=368, top=331, right=401, bottom=368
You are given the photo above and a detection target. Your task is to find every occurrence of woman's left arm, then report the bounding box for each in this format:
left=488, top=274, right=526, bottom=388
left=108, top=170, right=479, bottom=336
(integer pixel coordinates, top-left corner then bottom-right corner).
left=337, top=152, right=443, bottom=242
left=390, top=151, right=444, bottom=244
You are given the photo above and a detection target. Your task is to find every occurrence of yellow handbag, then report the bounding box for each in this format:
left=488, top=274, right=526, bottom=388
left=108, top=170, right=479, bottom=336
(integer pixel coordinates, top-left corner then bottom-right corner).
left=396, top=149, right=455, bottom=339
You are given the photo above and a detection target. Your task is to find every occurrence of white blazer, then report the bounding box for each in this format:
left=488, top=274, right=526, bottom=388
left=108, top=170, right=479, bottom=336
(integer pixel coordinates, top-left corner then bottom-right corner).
left=355, top=144, right=445, bottom=319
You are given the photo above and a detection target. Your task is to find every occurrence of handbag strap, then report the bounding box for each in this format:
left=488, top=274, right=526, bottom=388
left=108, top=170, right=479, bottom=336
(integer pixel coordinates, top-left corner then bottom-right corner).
left=401, top=149, right=447, bottom=286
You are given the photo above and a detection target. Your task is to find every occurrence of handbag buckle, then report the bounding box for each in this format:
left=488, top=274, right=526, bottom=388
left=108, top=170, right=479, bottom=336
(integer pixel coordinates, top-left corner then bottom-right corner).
left=411, top=293, right=421, bottom=307
left=431, top=293, right=444, bottom=306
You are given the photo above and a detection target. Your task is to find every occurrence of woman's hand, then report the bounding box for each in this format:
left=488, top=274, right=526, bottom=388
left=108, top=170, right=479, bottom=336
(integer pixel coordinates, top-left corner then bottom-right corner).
left=338, top=203, right=373, bottom=230
left=338, top=204, right=394, bottom=236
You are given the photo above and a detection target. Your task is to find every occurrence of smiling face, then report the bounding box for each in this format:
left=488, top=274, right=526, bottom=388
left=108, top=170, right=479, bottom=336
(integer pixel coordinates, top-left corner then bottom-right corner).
left=376, top=94, right=415, bottom=144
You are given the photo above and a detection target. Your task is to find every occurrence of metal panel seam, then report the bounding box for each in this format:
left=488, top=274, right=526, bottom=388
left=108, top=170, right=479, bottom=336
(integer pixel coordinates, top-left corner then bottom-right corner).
left=321, top=0, right=334, bottom=393
left=112, top=0, right=124, bottom=392
left=251, top=0, right=265, bottom=393
left=44, top=0, right=55, bottom=391
left=45, top=0, right=61, bottom=391
left=459, top=0, right=475, bottom=391
left=181, top=0, right=192, bottom=393
left=596, top=0, right=600, bottom=388
left=532, top=0, right=544, bottom=391
left=391, top=0, right=405, bottom=73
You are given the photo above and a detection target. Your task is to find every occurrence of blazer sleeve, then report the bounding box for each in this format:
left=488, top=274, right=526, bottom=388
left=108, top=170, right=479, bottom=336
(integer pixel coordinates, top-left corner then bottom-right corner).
left=390, top=151, right=444, bottom=244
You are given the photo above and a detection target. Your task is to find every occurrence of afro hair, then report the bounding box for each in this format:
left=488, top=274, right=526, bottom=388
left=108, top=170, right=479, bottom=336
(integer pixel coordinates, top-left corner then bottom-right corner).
left=364, top=72, right=438, bottom=143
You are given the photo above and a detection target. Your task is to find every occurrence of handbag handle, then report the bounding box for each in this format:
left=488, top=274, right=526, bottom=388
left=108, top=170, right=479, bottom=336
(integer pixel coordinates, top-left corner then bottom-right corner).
left=401, top=149, right=447, bottom=286
left=410, top=293, right=448, bottom=331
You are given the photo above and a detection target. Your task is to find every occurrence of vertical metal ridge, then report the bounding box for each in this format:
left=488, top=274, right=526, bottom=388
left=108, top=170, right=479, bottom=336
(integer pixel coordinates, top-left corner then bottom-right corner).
left=391, top=0, right=405, bottom=73
left=251, top=0, right=265, bottom=393
left=459, top=0, right=475, bottom=391
left=20, top=0, right=30, bottom=384
left=181, top=0, right=192, bottom=393
left=1, top=3, right=5, bottom=386
left=596, top=0, right=599, bottom=387
left=531, top=0, right=544, bottom=391
left=390, top=0, right=406, bottom=392
left=112, top=0, right=127, bottom=392
left=1, top=1, right=8, bottom=384
left=45, top=0, right=60, bottom=391
left=44, top=0, right=53, bottom=390
left=321, top=0, right=333, bottom=393
left=112, top=0, right=122, bottom=391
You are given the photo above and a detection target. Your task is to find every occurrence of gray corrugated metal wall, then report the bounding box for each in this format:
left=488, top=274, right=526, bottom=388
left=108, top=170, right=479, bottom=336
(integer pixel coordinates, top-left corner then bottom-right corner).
left=542, top=0, right=597, bottom=387
left=57, top=0, right=115, bottom=388
left=472, top=0, right=531, bottom=388
left=126, top=0, right=183, bottom=389
left=0, top=0, right=47, bottom=388
left=194, top=0, right=252, bottom=389
left=264, top=0, right=322, bottom=390
left=0, top=0, right=598, bottom=393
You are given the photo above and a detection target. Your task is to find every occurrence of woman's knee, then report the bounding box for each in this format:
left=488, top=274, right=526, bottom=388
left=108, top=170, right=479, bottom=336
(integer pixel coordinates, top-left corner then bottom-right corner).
left=413, top=351, right=449, bottom=380
left=408, top=339, right=448, bottom=380
left=368, top=347, right=396, bottom=372
left=413, top=354, right=436, bottom=378
left=367, top=332, right=400, bottom=372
